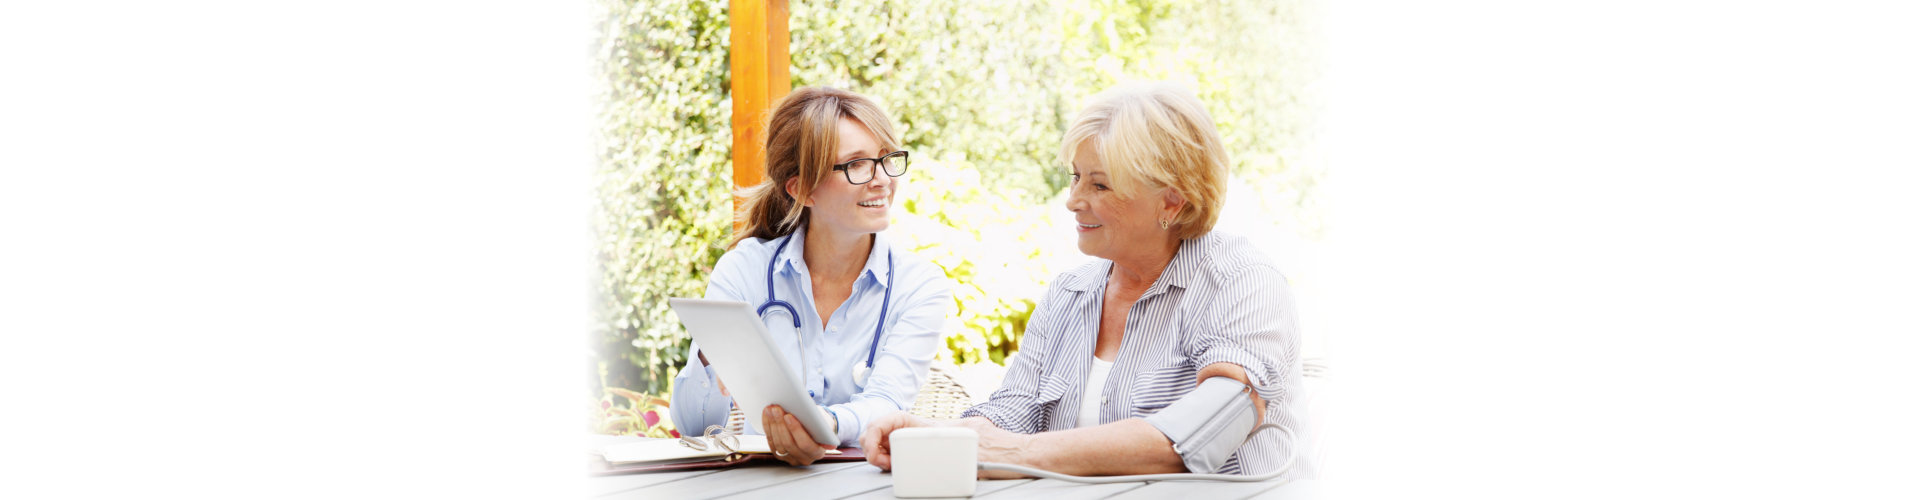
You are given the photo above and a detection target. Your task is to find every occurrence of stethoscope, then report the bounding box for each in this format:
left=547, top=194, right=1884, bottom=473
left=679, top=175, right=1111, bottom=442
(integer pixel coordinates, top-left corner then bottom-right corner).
left=756, top=233, right=893, bottom=396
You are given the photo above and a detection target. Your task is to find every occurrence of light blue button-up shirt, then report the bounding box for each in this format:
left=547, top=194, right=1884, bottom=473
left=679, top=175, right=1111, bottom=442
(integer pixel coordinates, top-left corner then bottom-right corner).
left=670, top=226, right=954, bottom=447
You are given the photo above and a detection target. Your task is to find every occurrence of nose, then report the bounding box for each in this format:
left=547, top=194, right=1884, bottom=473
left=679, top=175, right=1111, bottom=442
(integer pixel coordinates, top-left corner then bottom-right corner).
left=1064, top=185, right=1086, bottom=213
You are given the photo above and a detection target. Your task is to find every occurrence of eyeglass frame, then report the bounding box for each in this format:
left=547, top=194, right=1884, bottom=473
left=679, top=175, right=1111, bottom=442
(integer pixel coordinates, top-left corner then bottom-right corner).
left=829, top=150, right=911, bottom=185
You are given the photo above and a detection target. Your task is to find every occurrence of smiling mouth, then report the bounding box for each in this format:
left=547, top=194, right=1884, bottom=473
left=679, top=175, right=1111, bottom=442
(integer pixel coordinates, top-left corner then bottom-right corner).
left=1078, top=223, right=1102, bottom=228
left=858, top=199, right=887, bottom=208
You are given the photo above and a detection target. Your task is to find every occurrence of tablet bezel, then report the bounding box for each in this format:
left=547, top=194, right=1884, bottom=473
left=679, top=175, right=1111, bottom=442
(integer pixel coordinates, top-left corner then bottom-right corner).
left=668, top=297, right=838, bottom=446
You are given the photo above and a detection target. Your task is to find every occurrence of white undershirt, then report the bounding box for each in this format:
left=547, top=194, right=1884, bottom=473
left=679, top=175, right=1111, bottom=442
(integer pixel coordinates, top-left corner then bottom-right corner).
left=1077, top=356, right=1114, bottom=428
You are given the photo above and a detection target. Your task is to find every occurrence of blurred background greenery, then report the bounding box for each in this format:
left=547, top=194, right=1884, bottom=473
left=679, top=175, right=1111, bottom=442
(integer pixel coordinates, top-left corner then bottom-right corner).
left=588, top=0, right=1322, bottom=429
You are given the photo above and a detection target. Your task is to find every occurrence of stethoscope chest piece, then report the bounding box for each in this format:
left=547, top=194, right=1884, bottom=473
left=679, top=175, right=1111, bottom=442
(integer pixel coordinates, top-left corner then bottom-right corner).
left=851, top=363, right=871, bottom=388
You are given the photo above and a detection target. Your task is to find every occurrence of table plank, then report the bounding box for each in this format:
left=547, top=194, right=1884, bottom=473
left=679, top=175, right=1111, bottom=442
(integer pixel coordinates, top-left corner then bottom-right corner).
left=1105, top=478, right=1316, bottom=500
left=602, top=461, right=867, bottom=499
left=837, top=478, right=1036, bottom=500
left=1241, top=478, right=1318, bottom=499
left=973, top=478, right=1146, bottom=499
left=714, top=461, right=893, bottom=500
left=590, top=469, right=726, bottom=497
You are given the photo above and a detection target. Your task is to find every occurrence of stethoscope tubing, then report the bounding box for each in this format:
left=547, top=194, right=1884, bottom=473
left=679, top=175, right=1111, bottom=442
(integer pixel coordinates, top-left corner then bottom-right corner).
left=759, top=233, right=891, bottom=393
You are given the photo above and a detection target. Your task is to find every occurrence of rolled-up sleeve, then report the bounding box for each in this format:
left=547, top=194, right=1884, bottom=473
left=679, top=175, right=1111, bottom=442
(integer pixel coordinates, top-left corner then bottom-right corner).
left=824, top=273, right=954, bottom=446
left=668, top=250, right=754, bottom=434
left=1189, top=263, right=1299, bottom=403
left=669, top=346, right=735, bottom=434
left=961, top=286, right=1065, bottom=434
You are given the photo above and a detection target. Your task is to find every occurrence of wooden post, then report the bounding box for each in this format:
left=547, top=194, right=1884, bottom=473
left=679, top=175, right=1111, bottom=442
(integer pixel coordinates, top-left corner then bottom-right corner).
left=729, top=0, right=791, bottom=234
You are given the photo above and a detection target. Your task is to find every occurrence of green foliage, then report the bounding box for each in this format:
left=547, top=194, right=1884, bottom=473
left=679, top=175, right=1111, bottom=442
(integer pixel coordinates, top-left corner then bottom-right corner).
left=1111, top=0, right=1327, bottom=236
left=590, top=0, right=1322, bottom=398
left=589, top=0, right=732, bottom=394
left=786, top=0, right=1323, bottom=362
left=592, top=387, right=679, bottom=438
left=790, top=0, right=1076, bottom=204
left=888, top=156, right=1063, bottom=365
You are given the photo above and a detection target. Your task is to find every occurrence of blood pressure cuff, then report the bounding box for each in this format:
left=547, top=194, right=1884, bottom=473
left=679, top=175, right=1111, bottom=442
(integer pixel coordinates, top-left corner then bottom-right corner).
left=1142, top=377, right=1260, bottom=473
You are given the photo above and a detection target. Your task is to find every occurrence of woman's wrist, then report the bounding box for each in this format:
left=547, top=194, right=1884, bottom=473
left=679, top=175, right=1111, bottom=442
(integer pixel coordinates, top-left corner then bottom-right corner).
left=977, top=426, right=1041, bottom=468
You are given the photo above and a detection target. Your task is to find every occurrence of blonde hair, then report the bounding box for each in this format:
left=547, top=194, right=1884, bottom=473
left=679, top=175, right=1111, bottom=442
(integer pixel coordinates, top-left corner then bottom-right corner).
left=1060, top=82, right=1230, bottom=241
left=730, top=87, right=903, bottom=249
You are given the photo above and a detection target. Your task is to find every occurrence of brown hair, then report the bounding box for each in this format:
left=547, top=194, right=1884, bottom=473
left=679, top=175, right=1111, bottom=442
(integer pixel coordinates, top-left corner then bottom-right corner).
left=729, top=87, right=903, bottom=249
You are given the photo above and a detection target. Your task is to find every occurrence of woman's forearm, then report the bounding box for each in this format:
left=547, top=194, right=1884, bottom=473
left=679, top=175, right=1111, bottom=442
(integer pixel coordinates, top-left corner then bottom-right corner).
left=984, top=418, right=1185, bottom=476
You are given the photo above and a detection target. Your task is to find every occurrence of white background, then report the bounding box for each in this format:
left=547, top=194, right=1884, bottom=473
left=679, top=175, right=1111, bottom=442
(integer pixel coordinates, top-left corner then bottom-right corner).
left=3, top=1, right=1916, bottom=498
left=1321, top=0, right=1920, bottom=498
left=2, top=2, right=587, bottom=498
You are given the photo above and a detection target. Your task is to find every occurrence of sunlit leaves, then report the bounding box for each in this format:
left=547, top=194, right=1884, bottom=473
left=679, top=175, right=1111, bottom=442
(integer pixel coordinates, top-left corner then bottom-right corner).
left=590, top=0, right=732, bottom=395
left=590, top=0, right=1322, bottom=400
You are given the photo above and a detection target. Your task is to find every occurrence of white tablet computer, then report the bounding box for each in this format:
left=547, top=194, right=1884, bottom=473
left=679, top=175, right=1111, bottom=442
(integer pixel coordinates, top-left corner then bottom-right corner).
left=668, top=297, right=837, bottom=446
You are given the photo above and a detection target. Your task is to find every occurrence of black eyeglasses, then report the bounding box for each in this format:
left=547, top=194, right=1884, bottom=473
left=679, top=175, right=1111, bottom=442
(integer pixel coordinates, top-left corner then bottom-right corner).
left=831, top=150, right=911, bottom=184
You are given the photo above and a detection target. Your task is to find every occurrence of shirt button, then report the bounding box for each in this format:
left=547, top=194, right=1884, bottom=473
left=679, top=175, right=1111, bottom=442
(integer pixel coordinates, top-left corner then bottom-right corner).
left=1101, top=396, right=1110, bottom=405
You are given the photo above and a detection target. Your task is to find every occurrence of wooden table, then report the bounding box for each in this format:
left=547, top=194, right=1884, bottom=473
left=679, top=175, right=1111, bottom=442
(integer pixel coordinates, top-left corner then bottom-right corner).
left=589, top=461, right=1316, bottom=499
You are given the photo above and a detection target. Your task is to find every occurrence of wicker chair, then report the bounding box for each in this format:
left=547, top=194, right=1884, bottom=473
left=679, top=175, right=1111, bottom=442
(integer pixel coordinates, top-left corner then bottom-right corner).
left=710, top=363, right=975, bottom=431
left=1299, top=355, right=1329, bottom=474
left=908, top=362, right=975, bottom=420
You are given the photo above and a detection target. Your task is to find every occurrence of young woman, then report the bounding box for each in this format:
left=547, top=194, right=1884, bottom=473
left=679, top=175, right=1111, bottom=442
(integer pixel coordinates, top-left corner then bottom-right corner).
left=669, top=87, right=954, bottom=465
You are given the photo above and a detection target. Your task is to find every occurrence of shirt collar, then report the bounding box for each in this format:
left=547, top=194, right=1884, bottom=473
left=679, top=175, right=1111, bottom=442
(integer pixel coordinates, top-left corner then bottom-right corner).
left=1056, top=261, right=1104, bottom=292
left=1054, top=233, right=1207, bottom=294
left=773, top=226, right=894, bottom=289
left=860, top=231, right=895, bottom=289
left=1154, top=235, right=1206, bottom=292
left=773, top=226, right=807, bottom=276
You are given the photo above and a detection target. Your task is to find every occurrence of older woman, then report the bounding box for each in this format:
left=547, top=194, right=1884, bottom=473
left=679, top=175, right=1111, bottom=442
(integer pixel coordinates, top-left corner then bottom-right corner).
left=862, top=82, right=1309, bottom=478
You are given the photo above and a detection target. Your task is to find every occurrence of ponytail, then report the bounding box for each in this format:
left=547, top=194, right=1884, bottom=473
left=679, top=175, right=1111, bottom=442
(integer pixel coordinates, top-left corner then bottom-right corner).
left=727, top=181, right=804, bottom=248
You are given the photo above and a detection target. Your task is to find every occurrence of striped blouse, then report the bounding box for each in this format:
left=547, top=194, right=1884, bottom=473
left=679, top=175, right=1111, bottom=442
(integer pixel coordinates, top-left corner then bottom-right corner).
left=962, top=231, right=1312, bottom=478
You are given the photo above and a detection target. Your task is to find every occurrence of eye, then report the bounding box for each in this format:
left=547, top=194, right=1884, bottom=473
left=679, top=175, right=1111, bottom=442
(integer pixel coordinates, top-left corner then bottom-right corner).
left=1070, top=173, right=1080, bottom=184
left=1092, top=183, right=1109, bottom=191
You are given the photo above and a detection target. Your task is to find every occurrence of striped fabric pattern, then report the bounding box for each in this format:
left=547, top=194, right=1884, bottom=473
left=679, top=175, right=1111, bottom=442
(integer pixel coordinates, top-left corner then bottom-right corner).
left=962, top=231, right=1311, bottom=478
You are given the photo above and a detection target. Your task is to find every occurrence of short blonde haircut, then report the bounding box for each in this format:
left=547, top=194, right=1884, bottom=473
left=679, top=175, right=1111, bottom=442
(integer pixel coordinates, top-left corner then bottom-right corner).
left=1061, top=82, right=1229, bottom=241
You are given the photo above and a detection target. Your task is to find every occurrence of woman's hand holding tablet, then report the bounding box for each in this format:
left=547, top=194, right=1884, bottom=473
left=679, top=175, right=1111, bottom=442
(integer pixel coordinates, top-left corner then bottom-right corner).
left=668, top=298, right=840, bottom=447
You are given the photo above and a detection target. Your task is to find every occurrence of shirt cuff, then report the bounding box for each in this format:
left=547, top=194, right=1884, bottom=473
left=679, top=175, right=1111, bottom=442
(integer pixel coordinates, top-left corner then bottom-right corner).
left=826, top=405, right=860, bottom=447
left=669, top=363, right=733, bottom=435
left=1196, top=345, right=1284, bottom=402
left=960, top=401, right=1022, bottom=434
